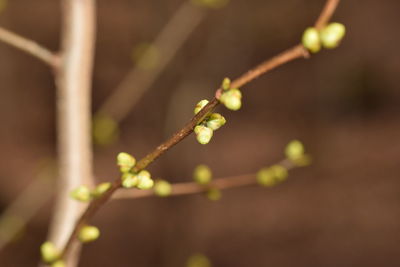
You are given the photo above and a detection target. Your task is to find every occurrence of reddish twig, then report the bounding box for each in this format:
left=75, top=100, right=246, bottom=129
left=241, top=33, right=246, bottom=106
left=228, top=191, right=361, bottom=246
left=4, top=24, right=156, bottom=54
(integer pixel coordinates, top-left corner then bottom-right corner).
left=59, top=0, right=341, bottom=260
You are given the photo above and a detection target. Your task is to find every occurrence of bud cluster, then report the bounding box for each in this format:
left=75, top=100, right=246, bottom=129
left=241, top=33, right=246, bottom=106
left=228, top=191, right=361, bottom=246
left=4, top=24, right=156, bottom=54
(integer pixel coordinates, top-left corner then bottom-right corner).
left=302, top=22, right=346, bottom=53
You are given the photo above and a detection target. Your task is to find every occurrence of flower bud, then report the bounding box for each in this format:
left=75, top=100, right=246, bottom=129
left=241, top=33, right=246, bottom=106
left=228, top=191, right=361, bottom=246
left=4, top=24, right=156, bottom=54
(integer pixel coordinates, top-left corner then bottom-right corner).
left=154, top=179, right=172, bottom=197
left=117, top=152, right=136, bottom=173
left=206, top=188, right=221, bottom=201
left=270, top=165, right=288, bottom=182
left=285, top=140, right=305, bottom=161
left=256, top=168, right=276, bottom=187
left=187, top=253, right=211, bottom=267
left=194, top=125, right=213, bottom=145
left=206, top=113, right=226, bottom=131
left=220, top=88, right=242, bottom=111
left=137, top=170, right=154, bottom=190
left=52, top=260, right=65, bottom=267
left=302, top=27, right=321, bottom=53
left=70, top=185, right=91, bottom=202
left=222, top=77, right=231, bottom=90
left=121, top=172, right=139, bottom=188
left=320, top=22, right=346, bottom=49
left=193, top=164, right=212, bottom=185
left=78, top=225, right=100, bottom=243
left=92, top=182, right=112, bottom=198
left=40, top=241, right=60, bottom=263
left=194, top=99, right=209, bottom=115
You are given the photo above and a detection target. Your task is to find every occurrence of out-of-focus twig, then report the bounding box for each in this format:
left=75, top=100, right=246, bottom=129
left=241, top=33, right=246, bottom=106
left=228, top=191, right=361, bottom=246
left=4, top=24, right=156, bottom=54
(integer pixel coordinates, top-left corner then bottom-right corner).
left=97, top=1, right=206, bottom=122
left=0, top=26, right=59, bottom=67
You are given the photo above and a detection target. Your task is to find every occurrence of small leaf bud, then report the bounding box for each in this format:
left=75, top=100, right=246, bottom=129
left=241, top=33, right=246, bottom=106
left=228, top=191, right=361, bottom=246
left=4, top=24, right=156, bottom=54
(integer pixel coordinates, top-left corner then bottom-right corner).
left=40, top=241, right=60, bottom=263
left=91, top=182, right=112, bottom=198
left=154, top=179, right=172, bottom=197
left=270, top=165, right=288, bottom=182
left=206, top=188, right=221, bottom=201
left=117, top=152, right=136, bottom=173
left=78, top=225, right=100, bottom=243
left=220, top=88, right=242, bottom=111
left=285, top=140, right=305, bottom=161
left=222, top=77, right=231, bottom=90
left=194, top=125, right=213, bottom=145
left=256, top=168, right=276, bottom=187
left=121, top=172, right=139, bottom=188
left=320, top=22, right=346, bottom=49
left=206, top=113, right=226, bottom=131
left=51, top=260, right=65, bottom=267
left=187, top=253, right=212, bottom=267
left=194, top=99, right=209, bottom=115
left=193, top=164, right=212, bottom=185
left=302, top=27, right=321, bottom=53
left=70, top=185, right=91, bottom=202
left=137, top=170, right=154, bottom=190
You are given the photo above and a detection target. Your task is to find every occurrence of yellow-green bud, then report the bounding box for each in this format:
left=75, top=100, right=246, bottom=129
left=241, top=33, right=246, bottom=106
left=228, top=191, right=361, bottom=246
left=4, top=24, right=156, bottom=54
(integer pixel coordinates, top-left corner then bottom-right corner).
left=194, top=99, right=209, bottom=115
left=154, top=179, right=172, bottom=197
left=285, top=140, right=305, bottom=161
left=40, top=241, right=60, bottom=263
left=220, top=88, right=242, bottom=111
left=70, top=185, right=91, bottom=202
left=270, top=165, right=288, bottom=182
left=78, top=225, right=100, bottom=243
left=137, top=170, right=154, bottom=190
left=194, top=125, right=213, bottom=145
left=193, top=164, right=212, bottom=185
left=320, top=22, right=346, bottom=49
left=206, top=188, right=221, bottom=201
left=92, top=114, right=119, bottom=146
left=222, top=77, right=231, bottom=90
left=117, top=152, right=136, bottom=173
left=191, top=0, right=230, bottom=9
left=256, top=168, right=276, bottom=187
left=92, top=182, right=112, bottom=198
left=206, top=113, right=226, bottom=131
left=51, top=260, right=65, bottom=267
left=187, top=253, right=212, bottom=267
left=121, top=172, right=139, bottom=188
left=302, top=27, right=321, bottom=53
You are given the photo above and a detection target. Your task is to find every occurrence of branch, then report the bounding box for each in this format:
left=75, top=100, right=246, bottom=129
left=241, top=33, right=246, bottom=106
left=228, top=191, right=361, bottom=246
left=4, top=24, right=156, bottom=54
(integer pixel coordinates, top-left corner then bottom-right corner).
left=0, top=26, right=59, bottom=67
left=97, top=2, right=206, bottom=122
left=113, top=159, right=296, bottom=200
left=46, top=0, right=97, bottom=266
left=59, top=0, right=341, bottom=260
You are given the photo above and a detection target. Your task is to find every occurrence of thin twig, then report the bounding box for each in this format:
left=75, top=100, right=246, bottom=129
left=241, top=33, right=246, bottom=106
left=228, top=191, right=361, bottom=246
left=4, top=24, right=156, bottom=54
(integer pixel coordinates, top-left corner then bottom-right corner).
left=46, top=0, right=97, bottom=266
left=315, top=0, right=340, bottom=29
left=113, top=159, right=295, bottom=199
left=97, top=2, right=206, bottom=122
left=0, top=26, right=59, bottom=67
left=59, top=0, right=341, bottom=260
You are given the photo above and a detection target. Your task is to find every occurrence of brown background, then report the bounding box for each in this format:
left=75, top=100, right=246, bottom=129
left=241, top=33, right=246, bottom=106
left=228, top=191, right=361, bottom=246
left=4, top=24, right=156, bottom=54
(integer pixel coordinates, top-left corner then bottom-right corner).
left=0, top=0, right=400, bottom=266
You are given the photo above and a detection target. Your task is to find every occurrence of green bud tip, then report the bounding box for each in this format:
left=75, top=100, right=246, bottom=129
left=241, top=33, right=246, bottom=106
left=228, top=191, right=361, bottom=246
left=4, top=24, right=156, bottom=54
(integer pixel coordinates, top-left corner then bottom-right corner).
left=270, top=165, right=288, bottom=182
left=206, top=113, right=226, bottom=131
left=78, top=225, right=100, bottom=243
left=117, top=152, right=136, bottom=173
left=92, top=182, right=112, bottom=198
left=285, top=140, right=305, bottom=161
left=92, top=115, right=119, bottom=146
left=194, top=125, right=213, bottom=145
left=121, top=173, right=139, bottom=188
left=154, top=180, right=172, bottom=197
left=51, top=260, right=66, bottom=267
left=70, top=185, right=91, bottom=202
left=40, top=241, right=60, bottom=263
left=187, top=253, right=212, bottom=267
left=206, top=188, right=221, bottom=201
left=257, top=165, right=288, bottom=186
left=222, top=77, right=231, bottom=90
left=220, top=88, right=242, bottom=111
left=302, top=27, right=321, bottom=53
left=320, top=22, right=346, bottom=49
left=137, top=170, right=154, bottom=190
left=194, top=99, right=209, bottom=115
left=193, top=164, right=212, bottom=185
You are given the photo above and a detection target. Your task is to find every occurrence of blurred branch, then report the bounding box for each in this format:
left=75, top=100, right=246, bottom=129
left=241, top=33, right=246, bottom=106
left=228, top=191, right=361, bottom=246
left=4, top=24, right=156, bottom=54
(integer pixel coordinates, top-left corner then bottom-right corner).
left=59, top=0, right=341, bottom=260
left=113, top=159, right=296, bottom=200
left=97, top=1, right=206, bottom=122
left=45, top=0, right=97, bottom=266
left=0, top=26, right=59, bottom=67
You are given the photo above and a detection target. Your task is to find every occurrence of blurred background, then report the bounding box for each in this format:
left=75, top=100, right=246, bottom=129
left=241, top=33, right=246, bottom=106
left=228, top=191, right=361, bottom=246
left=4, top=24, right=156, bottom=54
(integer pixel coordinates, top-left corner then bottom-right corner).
left=1, top=0, right=400, bottom=266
